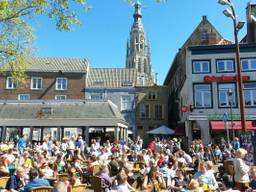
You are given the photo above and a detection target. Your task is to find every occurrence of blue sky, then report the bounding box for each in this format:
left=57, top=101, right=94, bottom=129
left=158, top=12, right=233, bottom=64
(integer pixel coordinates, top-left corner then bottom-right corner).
left=33, top=0, right=250, bottom=84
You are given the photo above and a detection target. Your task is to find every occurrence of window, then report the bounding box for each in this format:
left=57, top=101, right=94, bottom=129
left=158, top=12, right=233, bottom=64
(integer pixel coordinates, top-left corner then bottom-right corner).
left=31, top=77, right=43, bottom=89
left=18, top=94, right=30, bottom=100
left=90, top=93, right=103, bottom=100
left=148, top=91, right=157, bottom=100
left=193, top=84, right=212, bottom=108
left=201, top=31, right=208, bottom=41
left=241, top=58, right=256, bottom=71
left=218, top=83, right=237, bottom=107
left=55, top=95, right=66, bottom=100
left=6, top=77, right=17, bottom=89
left=65, top=131, right=71, bottom=137
left=140, top=104, right=150, bottom=119
left=154, top=105, right=163, bottom=120
left=192, top=60, right=210, bottom=73
left=56, top=78, right=67, bottom=90
left=244, top=83, right=256, bottom=107
left=216, top=59, right=235, bottom=72
left=121, top=95, right=133, bottom=111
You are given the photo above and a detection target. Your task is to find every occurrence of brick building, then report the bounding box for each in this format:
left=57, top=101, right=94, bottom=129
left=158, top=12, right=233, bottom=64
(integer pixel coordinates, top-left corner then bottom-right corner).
left=0, top=58, right=89, bottom=100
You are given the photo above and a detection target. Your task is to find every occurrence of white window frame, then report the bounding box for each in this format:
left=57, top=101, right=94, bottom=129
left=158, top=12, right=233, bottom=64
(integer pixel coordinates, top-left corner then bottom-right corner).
left=31, top=77, right=43, bottom=90
left=218, top=83, right=237, bottom=108
left=244, top=83, right=256, bottom=107
left=6, top=77, right=17, bottom=89
left=90, top=93, right=103, bottom=100
left=216, top=59, right=235, bottom=73
left=192, top=60, right=210, bottom=74
left=193, top=84, right=212, bottom=108
left=121, top=95, right=133, bottom=111
left=18, top=94, right=30, bottom=100
left=241, top=58, right=256, bottom=71
left=56, top=78, right=67, bottom=90
left=55, top=95, right=67, bottom=100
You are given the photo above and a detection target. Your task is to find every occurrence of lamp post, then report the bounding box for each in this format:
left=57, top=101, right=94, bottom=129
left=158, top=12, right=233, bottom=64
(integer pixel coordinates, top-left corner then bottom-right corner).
left=218, top=0, right=246, bottom=132
left=227, top=89, right=235, bottom=138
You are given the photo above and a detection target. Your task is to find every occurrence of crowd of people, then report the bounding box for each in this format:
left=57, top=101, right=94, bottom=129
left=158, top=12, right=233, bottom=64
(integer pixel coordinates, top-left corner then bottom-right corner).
left=0, top=134, right=255, bottom=192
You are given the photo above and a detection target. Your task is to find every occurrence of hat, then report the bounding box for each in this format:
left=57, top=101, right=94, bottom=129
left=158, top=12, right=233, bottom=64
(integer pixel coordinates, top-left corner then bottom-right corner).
left=173, top=138, right=178, bottom=142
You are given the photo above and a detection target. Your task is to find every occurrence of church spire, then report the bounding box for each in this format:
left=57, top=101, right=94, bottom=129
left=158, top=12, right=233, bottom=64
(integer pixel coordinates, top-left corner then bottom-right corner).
left=132, top=1, right=143, bottom=30
left=125, top=0, right=152, bottom=86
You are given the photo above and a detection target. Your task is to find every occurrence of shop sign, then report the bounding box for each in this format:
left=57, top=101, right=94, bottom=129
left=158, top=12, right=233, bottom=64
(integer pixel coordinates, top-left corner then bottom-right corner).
left=208, top=114, right=253, bottom=120
left=204, top=75, right=250, bottom=82
left=181, top=106, right=188, bottom=113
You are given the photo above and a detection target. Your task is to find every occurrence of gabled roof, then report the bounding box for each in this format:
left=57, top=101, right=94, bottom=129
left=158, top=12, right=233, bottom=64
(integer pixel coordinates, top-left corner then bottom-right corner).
left=28, top=58, right=89, bottom=73
left=181, top=16, right=225, bottom=48
left=3, top=57, right=89, bottom=73
left=0, top=100, right=127, bottom=127
left=164, top=16, right=231, bottom=85
left=87, top=68, right=138, bottom=88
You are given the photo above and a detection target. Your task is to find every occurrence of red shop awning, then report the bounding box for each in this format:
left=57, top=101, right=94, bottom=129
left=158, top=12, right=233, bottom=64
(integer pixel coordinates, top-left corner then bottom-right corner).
left=210, top=121, right=256, bottom=131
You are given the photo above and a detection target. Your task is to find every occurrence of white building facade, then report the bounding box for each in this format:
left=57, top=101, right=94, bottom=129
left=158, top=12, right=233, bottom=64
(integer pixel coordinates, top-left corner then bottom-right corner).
left=180, top=43, right=256, bottom=145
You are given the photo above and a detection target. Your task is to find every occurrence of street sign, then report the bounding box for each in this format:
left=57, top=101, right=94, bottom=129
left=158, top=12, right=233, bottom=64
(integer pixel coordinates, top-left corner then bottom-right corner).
left=223, top=112, right=228, bottom=123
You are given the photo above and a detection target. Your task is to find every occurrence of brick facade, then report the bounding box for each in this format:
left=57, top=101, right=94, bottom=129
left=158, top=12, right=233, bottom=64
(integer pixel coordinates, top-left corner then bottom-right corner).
left=0, top=72, right=86, bottom=100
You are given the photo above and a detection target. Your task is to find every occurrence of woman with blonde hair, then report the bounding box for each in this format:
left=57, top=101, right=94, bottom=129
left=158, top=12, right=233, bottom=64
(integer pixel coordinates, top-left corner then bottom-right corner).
left=188, top=179, right=204, bottom=192
left=233, top=148, right=250, bottom=191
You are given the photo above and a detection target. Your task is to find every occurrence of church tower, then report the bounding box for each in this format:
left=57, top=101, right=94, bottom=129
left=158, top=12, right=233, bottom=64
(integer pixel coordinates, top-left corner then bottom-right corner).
left=126, top=1, right=152, bottom=85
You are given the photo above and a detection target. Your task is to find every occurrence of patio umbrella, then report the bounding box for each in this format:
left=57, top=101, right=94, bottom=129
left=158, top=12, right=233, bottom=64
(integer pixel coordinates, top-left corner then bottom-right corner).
left=147, top=125, right=175, bottom=135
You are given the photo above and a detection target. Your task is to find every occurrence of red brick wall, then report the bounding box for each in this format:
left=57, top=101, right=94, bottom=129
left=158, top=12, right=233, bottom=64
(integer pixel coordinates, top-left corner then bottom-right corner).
left=0, top=72, right=86, bottom=100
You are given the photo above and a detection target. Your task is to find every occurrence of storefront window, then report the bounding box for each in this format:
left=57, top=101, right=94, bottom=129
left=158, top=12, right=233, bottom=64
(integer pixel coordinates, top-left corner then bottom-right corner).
left=193, top=84, right=212, bottom=108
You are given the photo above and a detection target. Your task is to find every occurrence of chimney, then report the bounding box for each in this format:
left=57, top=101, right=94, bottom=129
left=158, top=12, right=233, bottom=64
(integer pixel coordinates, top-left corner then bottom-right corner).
left=246, top=2, right=256, bottom=43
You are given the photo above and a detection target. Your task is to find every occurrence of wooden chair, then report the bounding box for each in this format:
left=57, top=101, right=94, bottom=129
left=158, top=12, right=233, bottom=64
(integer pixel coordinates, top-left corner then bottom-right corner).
left=57, top=173, right=70, bottom=181
left=71, top=184, right=86, bottom=192
left=30, top=186, right=54, bottom=192
left=91, top=176, right=109, bottom=192
left=0, top=177, right=9, bottom=189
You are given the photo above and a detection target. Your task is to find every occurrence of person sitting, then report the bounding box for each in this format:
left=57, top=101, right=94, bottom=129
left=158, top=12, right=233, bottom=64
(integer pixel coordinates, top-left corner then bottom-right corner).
left=142, top=165, right=166, bottom=191
left=0, top=155, right=10, bottom=176
left=96, top=164, right=112, bottom=187
left=249, top=166, right=256, bottom=190
left=24, top=168, right=50, bottom=192
left=188, top=179, right=203, bottom=192
left=6, top=167, right=25, bottom=192
left=194, top=161, right=218, bottom=191
left=221, top=175, right=240, bottom=192
left=169, top=169, right=189, bottom=191
left=116, top=170, right=135, bottom=192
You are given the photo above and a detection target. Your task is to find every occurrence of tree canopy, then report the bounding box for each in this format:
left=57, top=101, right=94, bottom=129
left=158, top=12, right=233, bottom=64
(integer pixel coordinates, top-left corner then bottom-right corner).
left=0, top=0, right=90, bottom=85
left=0, top=0, right=163, bottom=85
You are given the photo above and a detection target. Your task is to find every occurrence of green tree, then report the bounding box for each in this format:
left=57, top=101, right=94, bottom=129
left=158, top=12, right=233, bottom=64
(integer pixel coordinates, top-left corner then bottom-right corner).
left=0, top=0, right=90, bottom=85
left=0, top=0, right=163, bottom=85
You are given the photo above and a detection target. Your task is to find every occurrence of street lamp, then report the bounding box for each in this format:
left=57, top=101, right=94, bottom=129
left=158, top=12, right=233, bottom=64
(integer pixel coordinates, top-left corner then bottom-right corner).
left=227, top=89, right=235, bottom=138
left=218, top=0, right=246, bottom=132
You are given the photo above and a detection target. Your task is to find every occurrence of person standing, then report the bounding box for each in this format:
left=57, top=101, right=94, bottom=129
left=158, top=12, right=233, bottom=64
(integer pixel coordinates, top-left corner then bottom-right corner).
left=47, top=137, right=53, bottom=156
left=233, top=148, right=250, bottom=191
left=232, top=137, right=240, bottom=151
left=18, top=135, right=27, bottom=155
